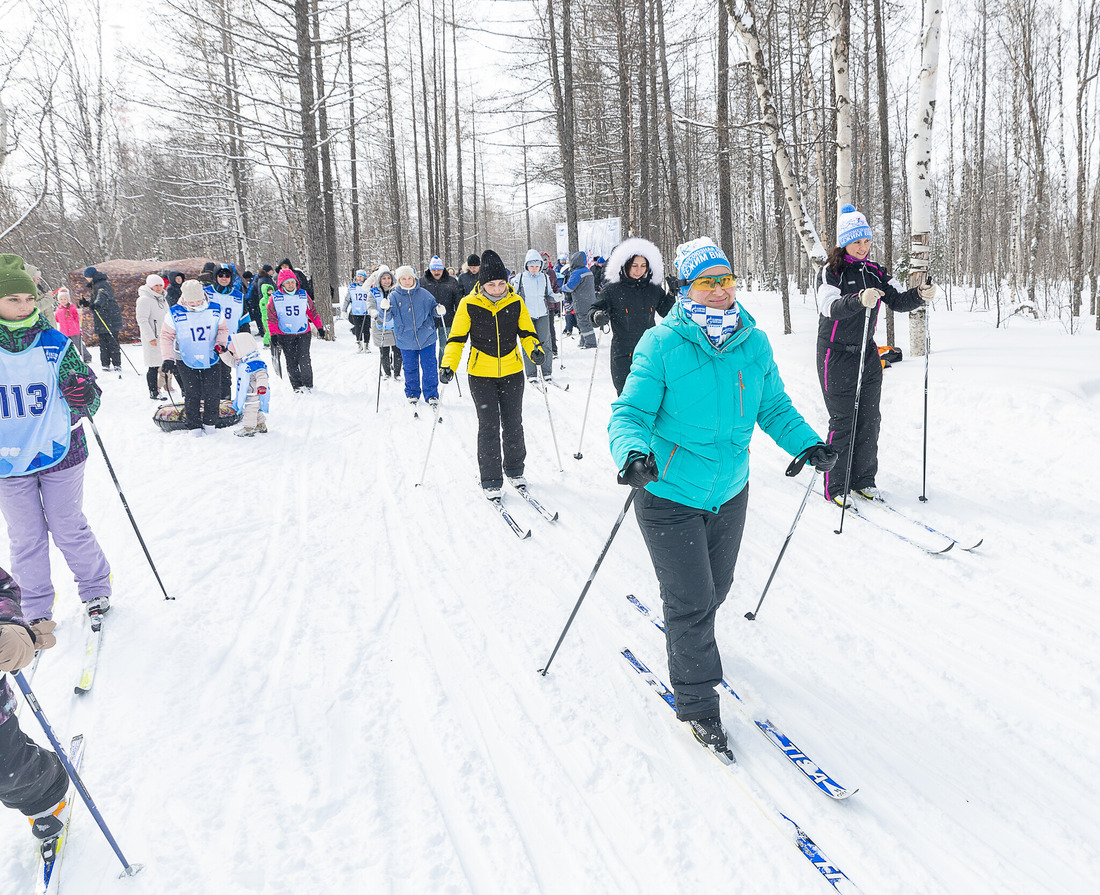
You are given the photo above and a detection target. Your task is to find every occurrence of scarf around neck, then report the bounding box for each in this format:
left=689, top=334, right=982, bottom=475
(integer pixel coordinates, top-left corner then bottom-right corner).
left=677, top=294, right=741, bottom=347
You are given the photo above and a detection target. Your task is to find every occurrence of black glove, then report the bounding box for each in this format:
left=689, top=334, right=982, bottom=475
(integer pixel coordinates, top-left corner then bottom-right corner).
left=589, top=309, right=610, bottom=328
left=438, top=366, right=454, bottom=384
left=786, top=442, right=839, bottom=477
left=78, top=297, right=90, bottom=308
left=214, top=344, right=227, bottom=355
left=530, top=345, right=546, bottom=364
left=316, top=328, right=326, bottom=339
left=60, top=373, right=96, bottom=406
left=617, top=452, right=659, bottom=488
left=160, top=359, right=176, bottom=373
left=269, top=334, right=280, bottom=348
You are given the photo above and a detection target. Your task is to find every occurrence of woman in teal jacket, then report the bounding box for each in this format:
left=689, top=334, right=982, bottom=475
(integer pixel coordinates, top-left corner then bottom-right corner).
left=608, top=238, right=837, bottom=753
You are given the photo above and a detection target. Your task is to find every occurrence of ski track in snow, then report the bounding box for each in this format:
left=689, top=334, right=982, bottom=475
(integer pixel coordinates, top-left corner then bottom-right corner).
left=1, top=298, right=1097, bottom=894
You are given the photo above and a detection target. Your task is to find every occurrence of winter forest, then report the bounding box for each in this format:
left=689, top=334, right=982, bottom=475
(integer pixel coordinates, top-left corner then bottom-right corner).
left=1, top=0, right=1099, bottom=337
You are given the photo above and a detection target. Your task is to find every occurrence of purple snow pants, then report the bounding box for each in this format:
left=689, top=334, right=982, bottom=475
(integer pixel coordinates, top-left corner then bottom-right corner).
left=0, top=460, right=111, bottom=621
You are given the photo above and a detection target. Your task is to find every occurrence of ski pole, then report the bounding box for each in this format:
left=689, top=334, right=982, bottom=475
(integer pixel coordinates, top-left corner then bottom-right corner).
left=572, top=334, right=601, bottom=460
left=414, top=383, right=447, bottom=487
left=745, top=468, right=819, bottom=621
left=919, top=275, right=932, bottom=503
left=374, top=307, right=388, bottom=413
left=11, top=671, right=143, bottom=878
left=91, top=308, right=140, bottom=378
left=536, top=364, right=563, bottom=472
left=85, top=417, right=173, bottom=600
left=539, top=487, right=637, bottom=676
left=834, top=306, right=872, bottom=535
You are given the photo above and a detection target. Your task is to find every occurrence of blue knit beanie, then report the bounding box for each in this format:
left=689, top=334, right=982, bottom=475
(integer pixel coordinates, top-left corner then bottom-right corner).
left=83, top=266, right=98, bottom=279
left=837, top=205, right=873, bottom=247
left=674, top=238, right=732, bottom=283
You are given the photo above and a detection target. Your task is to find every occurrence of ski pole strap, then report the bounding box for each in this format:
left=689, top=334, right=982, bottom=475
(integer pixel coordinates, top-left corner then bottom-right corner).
left=785, top=444, right=819, bottom=478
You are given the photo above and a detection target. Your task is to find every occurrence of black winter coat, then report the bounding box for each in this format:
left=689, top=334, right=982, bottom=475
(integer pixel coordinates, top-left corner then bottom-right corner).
left=457, top=271, right=479, bottom=297
left=816, top=258, right=923, bottom=350
left=591, top=277, right=674, bottom=358
left=81, top=274, right=122, bottom=334
left=421, top=270, right=465, bottom=328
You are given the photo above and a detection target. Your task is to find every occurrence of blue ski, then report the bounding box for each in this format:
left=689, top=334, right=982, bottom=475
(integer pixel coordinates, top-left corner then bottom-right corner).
left=35, top=734, right=84, bottom=894
left=626, top=594, right=857, bottom=800
left=619, top=648, right=862, bottom=893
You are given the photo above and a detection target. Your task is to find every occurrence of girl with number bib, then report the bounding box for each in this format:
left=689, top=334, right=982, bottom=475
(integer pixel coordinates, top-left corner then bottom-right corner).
left=266, top=270, right=325, bottom=392
left=0, top=254, right=112, bottom=625
left=159, top=279, right=229, bottom=435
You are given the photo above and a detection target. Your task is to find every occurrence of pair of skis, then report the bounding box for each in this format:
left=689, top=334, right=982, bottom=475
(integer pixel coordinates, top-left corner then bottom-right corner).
left=33, top=735, right=85, bottom=893
left=621, top=594, right=861, bottom=892
left=827, top=491, right=983, bottom=555
left=490, top=483, right=558, bottom=540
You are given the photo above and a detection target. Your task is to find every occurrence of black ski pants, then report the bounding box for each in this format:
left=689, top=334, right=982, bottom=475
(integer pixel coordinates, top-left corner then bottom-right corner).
left=816, top=340, right=882, bottom=499
left=610, top=350, right=633, bottom=396
left=350, top=314, right=370, bottom=345
left=468, top=372, right=526, bottom=488
left=379, top=345, right=402, bottom=379
left=177, top=364, right=222, bottom=428
left=97, top=331, right=121, bottom=369
left=634, top=485, right=748, bottom=721
left=0, top=715, right=68, bottom=815
left=279, top=332, right=314, bottom=390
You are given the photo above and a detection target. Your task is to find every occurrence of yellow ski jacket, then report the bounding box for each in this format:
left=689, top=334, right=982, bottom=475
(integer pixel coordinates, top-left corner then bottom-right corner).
left=441, top=284, right=542, bottom=378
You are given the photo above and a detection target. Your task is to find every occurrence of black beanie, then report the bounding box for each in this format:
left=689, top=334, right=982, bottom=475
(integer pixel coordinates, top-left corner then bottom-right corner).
left=477, top=249, right=508, bottom=285
left=467, top=253, right=481, bottom=268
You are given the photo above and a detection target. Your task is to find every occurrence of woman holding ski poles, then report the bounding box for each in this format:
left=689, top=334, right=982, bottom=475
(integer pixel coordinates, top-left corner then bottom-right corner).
left=816, top=205, right=936, bottom=505
left=607, top=237, right=837, bottom=754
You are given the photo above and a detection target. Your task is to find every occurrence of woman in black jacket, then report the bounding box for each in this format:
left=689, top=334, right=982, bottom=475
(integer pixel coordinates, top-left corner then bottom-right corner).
left=589, top=238, right=674, bottom=395
left=816, top=205, right=935, bottom=504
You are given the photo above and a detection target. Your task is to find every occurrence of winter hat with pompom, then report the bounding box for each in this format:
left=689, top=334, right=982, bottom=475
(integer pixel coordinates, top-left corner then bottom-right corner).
left=0, top=255, right=38, bottom=297
left=428, top=256, right=444, bottom=272
left=837, top=204, right=873, bottom=248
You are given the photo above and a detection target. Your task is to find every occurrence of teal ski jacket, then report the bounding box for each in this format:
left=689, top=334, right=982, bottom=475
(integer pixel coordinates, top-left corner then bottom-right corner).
left=608, top=301, right=821, bottom=512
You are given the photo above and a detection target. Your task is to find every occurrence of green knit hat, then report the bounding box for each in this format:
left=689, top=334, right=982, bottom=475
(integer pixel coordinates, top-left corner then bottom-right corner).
left=0, top=254, right=37, bottom=298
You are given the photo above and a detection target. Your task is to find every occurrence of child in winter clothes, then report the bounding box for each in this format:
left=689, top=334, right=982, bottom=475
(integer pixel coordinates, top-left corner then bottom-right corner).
left=53, top=287, right=91, bottom=362
left=390, top=266, right=443, bottom=408
left=608, top=238, right=837, bottom=751
left=0, top=254, right=113, bottom=625
left=816, top=205, right=936, bottom=504
left=439, top=249, right=545, bottom=499
left=366, top=267, right=403, bottom=380
left=344, top=269, right=372, bottom=351
left=227, top=332, right=270, bottom=436
left=265, top=270, right=326, bottom=393
left=136, top=273, right=170, bottom=400
left=159, top=279, right=230, bottom=434
left=0, top=565, right=71, bottom=855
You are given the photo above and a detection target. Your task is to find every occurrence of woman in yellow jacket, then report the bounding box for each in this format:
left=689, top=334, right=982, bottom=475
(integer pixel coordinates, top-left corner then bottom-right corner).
left=440, top=249, right=545, bottom=499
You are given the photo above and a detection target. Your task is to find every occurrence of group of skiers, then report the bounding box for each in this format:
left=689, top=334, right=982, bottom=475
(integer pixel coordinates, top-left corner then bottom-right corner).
left=0, top=203, right=940, bottom=859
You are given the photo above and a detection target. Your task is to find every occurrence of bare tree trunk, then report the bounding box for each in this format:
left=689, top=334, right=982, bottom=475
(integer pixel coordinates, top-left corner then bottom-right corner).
left=310, top=0, right=337, bottom=323
left=637, top=0, right=651, bottom=236
left=452, top=0, right=464, bottom=258
left=717, top=2, right=733, bottom=257
left=346, top=1, right=361, bottom=265
left=907, top=0, right=942, bottom=356
left=417, top=0, right=437, bottom=254
left=410, top=36, right=425, bottom=262
left=727, top=0, right=827, bottom=267
left=382, top=0, right=404, bottom=259
left=873, top=0, right=895, bottom=343
left=774, top=158, right=792, bottom=333
left=1072, top=0, right=1098, bottom=317
left=829, top=0, right=852, bottom=214
left=613, top=0, right=632, bottom=233
left=546, top=0, right=579, bottom=250
left=655, top=0, right=684, bottom=242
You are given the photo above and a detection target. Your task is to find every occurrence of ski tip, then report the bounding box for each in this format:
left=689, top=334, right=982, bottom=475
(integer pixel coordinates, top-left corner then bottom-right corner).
left=932, top=541, right=955, bottom=555
left=521, top=529, right=532, bottom=539
left=962, top=538, right=984, bottom=551
left=549, top=512, right=559, bottom=521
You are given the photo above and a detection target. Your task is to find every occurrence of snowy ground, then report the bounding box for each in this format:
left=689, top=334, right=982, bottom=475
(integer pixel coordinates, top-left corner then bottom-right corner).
left=2, top=293, right=1097, bottom=894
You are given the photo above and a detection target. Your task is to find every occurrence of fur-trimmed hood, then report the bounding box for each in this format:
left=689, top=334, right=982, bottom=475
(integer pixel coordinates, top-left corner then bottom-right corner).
left=605, top=237, right=664, bottom=285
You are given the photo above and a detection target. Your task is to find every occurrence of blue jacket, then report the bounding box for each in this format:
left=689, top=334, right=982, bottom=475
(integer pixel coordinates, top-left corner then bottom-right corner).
left=608, top=301, right=820, bottom=512
left=389, top=281, right=440, bottom=351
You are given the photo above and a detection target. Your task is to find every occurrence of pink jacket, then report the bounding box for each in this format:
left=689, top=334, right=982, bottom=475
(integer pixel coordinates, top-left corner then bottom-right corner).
left=54, top=303, right=82, bottom=337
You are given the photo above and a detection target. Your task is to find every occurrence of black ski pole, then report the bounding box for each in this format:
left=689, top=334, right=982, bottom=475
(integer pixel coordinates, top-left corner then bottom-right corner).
left=835, top=306, right=873, bottom=535
left=12, top=671, right=143, bottom=878
left=539, top=487, right=637, bottom=676
left=91, top=308, right=140, bottom=378
left=745, top=468, right=819, bottom=621
left=85, top=417, right=173, bottom=600
left=573, top=333, right=601, bottom=460
left=919, top=275, right=932, bottom=503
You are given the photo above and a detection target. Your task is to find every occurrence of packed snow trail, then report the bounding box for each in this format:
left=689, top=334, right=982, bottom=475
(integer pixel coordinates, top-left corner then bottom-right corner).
left=1, top=298, right=1097, bottom=893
